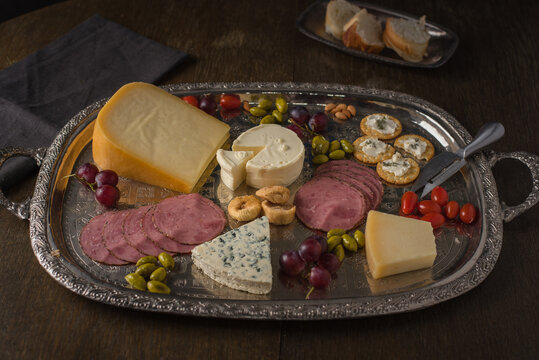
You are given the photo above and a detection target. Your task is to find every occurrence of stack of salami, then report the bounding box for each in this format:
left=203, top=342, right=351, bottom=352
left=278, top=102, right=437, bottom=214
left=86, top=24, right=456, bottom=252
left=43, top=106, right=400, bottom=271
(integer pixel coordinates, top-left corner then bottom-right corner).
left=294, top=160, right=383, bottom=231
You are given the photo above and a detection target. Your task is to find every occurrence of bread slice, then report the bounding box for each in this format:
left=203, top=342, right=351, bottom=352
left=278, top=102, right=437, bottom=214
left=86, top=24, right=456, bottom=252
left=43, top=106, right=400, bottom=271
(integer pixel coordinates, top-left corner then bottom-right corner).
left=325, top=0, right=361, bottom=39
left=191, top=217, right=272, bottom=295
left=383, top=15, right=430, bottom=62
left=342, top=9, right=384, bottom=54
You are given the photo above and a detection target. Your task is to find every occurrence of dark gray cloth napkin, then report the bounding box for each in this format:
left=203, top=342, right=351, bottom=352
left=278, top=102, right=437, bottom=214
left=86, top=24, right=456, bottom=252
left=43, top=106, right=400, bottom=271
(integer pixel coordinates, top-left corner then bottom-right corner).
left=0, top=15, right=188, bottom=190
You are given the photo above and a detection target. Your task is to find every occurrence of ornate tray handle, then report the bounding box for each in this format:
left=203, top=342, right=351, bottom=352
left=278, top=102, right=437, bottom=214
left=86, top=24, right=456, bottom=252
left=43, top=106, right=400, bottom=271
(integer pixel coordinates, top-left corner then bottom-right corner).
left=0, top=147, right=47, bottom=220
left=487, top=150, right=539, bottom=222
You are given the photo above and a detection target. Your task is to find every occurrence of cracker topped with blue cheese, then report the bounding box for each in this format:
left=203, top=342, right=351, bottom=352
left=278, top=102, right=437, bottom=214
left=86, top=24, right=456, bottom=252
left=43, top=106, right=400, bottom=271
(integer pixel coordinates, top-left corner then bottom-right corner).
left=191, top=216, right=272, bottom=294
left=394, top=134, right=435, bottom=161
left=360, top=113, right=402, bottom=140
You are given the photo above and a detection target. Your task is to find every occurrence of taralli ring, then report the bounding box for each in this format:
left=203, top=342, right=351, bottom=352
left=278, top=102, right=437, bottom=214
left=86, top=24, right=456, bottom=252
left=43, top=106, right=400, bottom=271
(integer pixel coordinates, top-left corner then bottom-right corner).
left=228, top=195, right=261, bottom=221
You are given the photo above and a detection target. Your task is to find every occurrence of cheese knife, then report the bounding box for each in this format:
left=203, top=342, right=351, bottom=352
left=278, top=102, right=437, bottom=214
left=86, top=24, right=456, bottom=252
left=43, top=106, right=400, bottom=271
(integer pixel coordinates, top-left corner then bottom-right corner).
left=411, top=122, right=505, bottom=198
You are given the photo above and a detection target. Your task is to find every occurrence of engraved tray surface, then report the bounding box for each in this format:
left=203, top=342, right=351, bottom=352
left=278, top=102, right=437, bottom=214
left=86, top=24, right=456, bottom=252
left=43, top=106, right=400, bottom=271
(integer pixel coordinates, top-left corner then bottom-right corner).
left=296, top=1, right=459, bottom=68
left=29, top=83, right=502, bottom=319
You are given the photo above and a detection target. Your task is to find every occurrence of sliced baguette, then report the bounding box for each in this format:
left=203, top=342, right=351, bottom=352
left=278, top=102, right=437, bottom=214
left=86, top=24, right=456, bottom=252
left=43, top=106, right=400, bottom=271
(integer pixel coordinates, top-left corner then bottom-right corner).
left=342, top=9, right=384, bottom=54
left=325, top=0, right=361, bottom=39
left=383, top=15, right=430, bottom=62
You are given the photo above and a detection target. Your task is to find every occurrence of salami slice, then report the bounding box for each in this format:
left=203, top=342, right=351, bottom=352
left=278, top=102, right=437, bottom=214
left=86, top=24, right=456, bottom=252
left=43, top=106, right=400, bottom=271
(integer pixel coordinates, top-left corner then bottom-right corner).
left=79, top=213, right=128, bottom=265
left=294, top=177, right=367, bottom=231
left=123, top=205, right=166, bottom=257
left=152, top=193, right=227, bottom=245
left=102, top=211, right=144, bottom=262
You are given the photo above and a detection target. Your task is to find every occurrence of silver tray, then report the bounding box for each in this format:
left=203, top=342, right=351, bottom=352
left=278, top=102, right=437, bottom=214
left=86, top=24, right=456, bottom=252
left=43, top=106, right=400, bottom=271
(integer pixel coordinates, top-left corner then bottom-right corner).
left=1, top=83, right=538, bottom=320
left=296, top=1, right=459, bottom=68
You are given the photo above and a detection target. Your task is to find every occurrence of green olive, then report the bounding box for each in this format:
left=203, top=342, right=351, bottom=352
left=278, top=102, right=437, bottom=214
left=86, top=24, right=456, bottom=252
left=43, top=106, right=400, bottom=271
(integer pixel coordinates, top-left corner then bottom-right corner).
left=354, top=230, right=365, bottom=248
left=147, top=280, right=171, bottom=294
left=342, top=234, right=358, bottom=252
left=150, top=267, right=167, bottom=282
left=327, top=228, right=346, bottom=237
left=311, top=135, right=327, bottom=155
left=340, top=139, right=354, bottom=154
left=275, top=97, right=288, bottom=113
left=135, top=255, right=158, bottom=267
left=249, top=106, right=267, bottom=117
left=125, top=273, right=147, bottom=291
left=312, top=154, right=329, bottom=165
left=260, top=115, right=276, bottom=124
left=135, top=263, right=158, bottom=278
left=333, top=244, right=345, bottom=262
left=158, top=252, right=175, bottom=270
left=329, top=140, right=341, bottom=153
left=272, top=109, right=283, bottom=123
left=327, top=235, right=342, bottom=252
left=329, top=149, right=346, bottom=160
left=257, top=97, right=273, bottom=110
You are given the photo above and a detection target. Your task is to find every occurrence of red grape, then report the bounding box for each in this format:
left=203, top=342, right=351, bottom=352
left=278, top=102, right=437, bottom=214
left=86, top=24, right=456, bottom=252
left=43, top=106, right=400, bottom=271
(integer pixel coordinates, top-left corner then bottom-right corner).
left=286, top=124, right=305, bottom=139
left=95, top=170, right=118, bottom=187
left=298, top=237, right=322, bottom=263
left=289, top=106, right=310, bottom=125
left=318, top=253, right=341, bottom=274
left=76, top=163, right=99, bottom=185
left=309, top=266, right=331, bottom=288
left=279, top=250, right=305, bottom=276
left=308, top=112, right=329, bottom=133
left=95, top=185, right=120, bottom=208
left=199, top=95, right=217, bottom=115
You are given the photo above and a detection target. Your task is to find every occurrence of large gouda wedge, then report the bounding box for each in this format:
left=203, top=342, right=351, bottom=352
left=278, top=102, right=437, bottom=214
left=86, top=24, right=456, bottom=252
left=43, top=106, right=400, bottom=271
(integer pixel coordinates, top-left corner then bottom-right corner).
left=365, top=210, right=436, bottom=279
left=93, top=83, right=230, bottom=193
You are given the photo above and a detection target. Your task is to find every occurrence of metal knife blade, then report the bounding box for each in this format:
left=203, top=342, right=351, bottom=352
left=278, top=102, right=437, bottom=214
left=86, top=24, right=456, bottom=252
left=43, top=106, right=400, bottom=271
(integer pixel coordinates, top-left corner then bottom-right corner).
left=410, top=151, right=460, bottom=192
left=420, top=158, right=467, bottom=199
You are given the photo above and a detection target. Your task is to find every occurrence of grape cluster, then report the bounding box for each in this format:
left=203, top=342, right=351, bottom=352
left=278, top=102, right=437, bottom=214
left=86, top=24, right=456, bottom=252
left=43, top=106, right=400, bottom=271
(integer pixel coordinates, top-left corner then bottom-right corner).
left=75, top=163, right=120, bottom=207
left=287, top=106, right=329, bottom=136
left=279, top=235, right=341, bottom=295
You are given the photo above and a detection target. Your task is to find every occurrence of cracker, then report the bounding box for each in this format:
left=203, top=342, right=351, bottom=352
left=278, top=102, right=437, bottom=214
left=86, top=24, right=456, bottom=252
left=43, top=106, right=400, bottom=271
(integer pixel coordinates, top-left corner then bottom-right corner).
left=360, top=113, right=402, bottom=140
left=394, top=134, right=435, bottom=161
left=353, top=136, right=395, bottom=164
left=376, top=157, right=420, bottom=185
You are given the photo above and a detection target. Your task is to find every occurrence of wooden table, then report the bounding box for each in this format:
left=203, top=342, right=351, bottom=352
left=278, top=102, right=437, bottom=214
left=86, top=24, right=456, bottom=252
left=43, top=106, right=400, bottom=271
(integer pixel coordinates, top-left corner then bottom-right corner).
left=1, top=1, right=537, bottom=358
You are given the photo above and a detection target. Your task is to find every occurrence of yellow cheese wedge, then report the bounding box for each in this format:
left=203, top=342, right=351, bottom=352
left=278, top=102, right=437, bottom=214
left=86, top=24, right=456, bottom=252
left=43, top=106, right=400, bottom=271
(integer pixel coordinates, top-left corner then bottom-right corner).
left=92, top=82, right=230, bottom=193
left=365, top=210, right=437, bottom=279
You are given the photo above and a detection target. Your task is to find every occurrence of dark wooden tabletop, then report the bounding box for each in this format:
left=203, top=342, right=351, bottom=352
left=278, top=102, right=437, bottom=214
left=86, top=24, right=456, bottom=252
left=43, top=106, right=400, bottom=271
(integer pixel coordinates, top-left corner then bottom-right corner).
left=1, top=0, right=537, bottom=359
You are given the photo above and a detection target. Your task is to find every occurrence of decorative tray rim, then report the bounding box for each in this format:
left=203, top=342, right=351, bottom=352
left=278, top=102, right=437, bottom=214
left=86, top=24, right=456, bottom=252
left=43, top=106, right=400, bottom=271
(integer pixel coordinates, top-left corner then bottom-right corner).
left=29, top=82, right=503, bottom=320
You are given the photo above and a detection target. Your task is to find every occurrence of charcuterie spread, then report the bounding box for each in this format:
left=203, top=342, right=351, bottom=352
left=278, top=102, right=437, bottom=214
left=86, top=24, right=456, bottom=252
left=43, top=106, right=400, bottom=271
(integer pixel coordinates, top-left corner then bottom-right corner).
left=73, top=82, right=481, bottom=298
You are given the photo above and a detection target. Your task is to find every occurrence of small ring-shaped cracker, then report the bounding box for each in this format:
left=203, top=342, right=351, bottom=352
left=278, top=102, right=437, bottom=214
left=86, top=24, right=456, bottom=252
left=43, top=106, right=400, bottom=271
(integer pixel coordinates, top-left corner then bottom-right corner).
left=353, top=136, right=396, bottom=164
left=394, top=134, right=435, bottom=161
left=360, top=113, right=402, bottom=140
left=376, top=157, right=420, bottom=185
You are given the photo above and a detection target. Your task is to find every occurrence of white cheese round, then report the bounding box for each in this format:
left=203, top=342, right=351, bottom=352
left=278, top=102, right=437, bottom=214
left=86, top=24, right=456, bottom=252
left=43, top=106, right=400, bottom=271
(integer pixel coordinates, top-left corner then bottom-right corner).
left=232, top=124, right=305, bottom=188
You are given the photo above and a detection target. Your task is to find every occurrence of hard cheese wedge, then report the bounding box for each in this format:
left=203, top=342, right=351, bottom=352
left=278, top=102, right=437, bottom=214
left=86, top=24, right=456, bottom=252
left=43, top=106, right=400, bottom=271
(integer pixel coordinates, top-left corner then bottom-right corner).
left=191, top=216, right=272, bottom=294
left=365, top=210, right=436, bottom=279
left=93, top=82, right=230, bottom=193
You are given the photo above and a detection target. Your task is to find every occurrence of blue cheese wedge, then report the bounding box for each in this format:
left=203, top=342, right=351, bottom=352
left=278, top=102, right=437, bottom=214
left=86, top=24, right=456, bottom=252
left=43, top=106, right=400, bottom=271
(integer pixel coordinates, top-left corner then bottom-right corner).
left=191, top=217, right=272, bottom=294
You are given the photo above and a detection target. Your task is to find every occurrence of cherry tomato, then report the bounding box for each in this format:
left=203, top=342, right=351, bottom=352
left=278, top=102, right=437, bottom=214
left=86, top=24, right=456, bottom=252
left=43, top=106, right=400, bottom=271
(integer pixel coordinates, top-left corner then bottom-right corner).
left=220, top=94, right=241, bottom=110
left=421, top=213, right=445, bottom=229
left=181, top=95, right=199, bottom=108
left=418, top=200, right=442, bottom=215
left=400, top=191, right=419, bottom=215
left=431, top=186, right=449, bottom=206
left=443, top=200, right=460, bottom=219
left=460, top=203, right=477, bottom=224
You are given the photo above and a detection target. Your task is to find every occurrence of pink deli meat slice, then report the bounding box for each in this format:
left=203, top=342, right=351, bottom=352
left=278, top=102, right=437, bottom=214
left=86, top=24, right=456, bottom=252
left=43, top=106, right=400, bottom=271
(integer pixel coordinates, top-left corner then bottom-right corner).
left=294, top=177, right=367, bottom=231
left=79, top=213, right=128, bottom=265
left=316, top=168, right=383, bottom=207
left=123, top=205, right=166, bottom=257
left=315, top=172, right=375, bottom=211
left=152, top=193, right=227, bottom=245
left=102, top=211, right=144, bottom=262
left=316, top=159, right=379, bottom=178
left=142, top=206, right=195, bottom=254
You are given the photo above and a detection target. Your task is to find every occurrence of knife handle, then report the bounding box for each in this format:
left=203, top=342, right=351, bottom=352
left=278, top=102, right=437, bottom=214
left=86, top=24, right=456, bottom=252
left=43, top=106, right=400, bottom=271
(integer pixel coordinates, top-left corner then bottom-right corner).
left=460, top=122, right=505, bottom=158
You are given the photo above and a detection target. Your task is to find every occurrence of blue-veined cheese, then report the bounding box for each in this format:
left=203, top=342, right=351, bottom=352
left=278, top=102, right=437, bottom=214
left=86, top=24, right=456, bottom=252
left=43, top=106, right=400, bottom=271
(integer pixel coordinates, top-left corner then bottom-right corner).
left=191, top=216, right=272, bottom=294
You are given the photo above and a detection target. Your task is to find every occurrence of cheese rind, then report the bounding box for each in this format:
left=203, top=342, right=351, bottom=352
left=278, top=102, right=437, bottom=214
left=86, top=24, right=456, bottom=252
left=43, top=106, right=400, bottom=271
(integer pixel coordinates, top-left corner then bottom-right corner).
left=232, top=124, right=305, bottom=188
left=365, top=210, right=436, bottom=279
left=93, top=82, right=230, bottom=193
left=191, top=217, right=272, bottom=294
left=216, top=149, right=254, bottom=190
